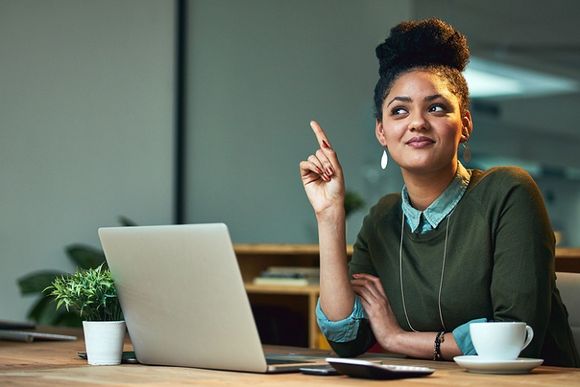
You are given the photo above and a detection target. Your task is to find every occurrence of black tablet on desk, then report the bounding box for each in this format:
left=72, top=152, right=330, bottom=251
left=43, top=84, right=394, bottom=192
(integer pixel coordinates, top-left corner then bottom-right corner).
left=0, top=330, right=77, bottom=342
left=326, top=358, right=434, bottom=380
left=0, top=320, right=36, bottom=330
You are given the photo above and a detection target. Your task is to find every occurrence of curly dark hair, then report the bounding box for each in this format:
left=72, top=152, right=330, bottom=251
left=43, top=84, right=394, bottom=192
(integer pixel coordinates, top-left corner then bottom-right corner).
left=373, top=18, right=470, bottom=120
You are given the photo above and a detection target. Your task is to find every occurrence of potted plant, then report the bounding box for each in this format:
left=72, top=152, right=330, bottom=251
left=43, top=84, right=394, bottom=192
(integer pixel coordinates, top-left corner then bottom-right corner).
left=17, top=216, right=136, bottom=326
left=45, top=264, right=125, bottom=365
left=344, top=190, right=365, bottom=218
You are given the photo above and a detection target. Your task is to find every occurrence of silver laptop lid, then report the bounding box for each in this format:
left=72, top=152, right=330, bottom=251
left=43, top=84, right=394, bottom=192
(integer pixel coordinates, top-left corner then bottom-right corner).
left=98, top=223, right=269, bottom=372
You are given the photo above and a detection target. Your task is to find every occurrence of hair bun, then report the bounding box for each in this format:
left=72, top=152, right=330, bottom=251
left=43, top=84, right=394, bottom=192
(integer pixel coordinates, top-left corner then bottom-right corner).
left=376, top=18, right=469, bottom=76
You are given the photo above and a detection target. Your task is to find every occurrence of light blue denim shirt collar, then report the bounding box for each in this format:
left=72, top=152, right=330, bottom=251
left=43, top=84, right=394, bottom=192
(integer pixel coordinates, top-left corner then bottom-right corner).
left=401, top=162, right=472, bottom=233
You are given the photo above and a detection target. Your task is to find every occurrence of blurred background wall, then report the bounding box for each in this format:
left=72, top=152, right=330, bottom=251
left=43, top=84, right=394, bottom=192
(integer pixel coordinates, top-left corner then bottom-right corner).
left=0, top=0, right=175, bottom=321
left=185, top=0, right=409, bottom=243
left=1, top=0, right=579, bottom=322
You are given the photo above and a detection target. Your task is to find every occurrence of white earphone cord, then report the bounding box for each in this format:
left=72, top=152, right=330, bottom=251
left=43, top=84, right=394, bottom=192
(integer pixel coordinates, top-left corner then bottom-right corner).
left=399, top=212, right=450, bottom=332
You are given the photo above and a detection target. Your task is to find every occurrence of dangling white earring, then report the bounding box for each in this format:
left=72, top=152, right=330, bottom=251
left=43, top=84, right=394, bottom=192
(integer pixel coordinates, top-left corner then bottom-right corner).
left=462, top=142, right=472, bottom=163
left=380, top=149, right=388, bottom=170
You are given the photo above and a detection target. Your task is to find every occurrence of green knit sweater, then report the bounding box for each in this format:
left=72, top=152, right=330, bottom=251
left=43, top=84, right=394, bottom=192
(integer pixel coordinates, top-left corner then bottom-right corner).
left=330, top=167, right=579, bottom=367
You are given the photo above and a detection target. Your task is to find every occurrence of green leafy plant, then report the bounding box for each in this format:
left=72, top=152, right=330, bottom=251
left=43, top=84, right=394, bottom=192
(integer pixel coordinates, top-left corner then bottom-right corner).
left=45, top=264, right=123, bottom=321
left=344, top=190, right=365, bottom=218
left=17, top=216, right=135, bottom=326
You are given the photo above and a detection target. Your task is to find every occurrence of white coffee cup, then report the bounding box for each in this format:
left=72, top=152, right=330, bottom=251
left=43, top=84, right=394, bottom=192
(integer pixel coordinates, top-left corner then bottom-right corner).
left=470, top=322, right=534, bottom=361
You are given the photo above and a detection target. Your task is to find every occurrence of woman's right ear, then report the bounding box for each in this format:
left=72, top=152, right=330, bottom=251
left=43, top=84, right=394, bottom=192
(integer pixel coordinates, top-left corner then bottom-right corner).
left=375, top=119, right=387, bottom=146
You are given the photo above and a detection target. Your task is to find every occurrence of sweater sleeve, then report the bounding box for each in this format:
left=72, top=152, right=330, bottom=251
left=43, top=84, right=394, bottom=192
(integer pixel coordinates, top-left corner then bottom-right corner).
left=452, top=318, right=488, bottom=355
left=316, top=296, right=366, bottom=342
left=489, top=168, right=555, bottom=358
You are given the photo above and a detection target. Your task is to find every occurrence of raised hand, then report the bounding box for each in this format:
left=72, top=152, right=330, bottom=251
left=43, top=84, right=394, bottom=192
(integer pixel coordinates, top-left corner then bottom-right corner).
left=299, top=121, right=345, bottom=217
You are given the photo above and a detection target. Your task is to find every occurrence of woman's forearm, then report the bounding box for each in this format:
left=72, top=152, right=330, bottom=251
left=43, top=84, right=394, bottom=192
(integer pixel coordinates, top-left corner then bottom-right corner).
left=384, top=330, right=462, bottom=360
left=317, top=206, right=355, bottom=321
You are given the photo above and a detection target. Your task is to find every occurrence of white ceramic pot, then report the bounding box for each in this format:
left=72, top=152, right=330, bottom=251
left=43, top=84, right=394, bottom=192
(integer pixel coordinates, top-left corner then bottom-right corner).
left=82, top=321, right=126, bottom=365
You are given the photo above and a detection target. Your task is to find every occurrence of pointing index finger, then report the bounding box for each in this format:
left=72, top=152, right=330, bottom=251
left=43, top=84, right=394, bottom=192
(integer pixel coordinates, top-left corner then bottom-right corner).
left=310, top=120, right=332, bottom=149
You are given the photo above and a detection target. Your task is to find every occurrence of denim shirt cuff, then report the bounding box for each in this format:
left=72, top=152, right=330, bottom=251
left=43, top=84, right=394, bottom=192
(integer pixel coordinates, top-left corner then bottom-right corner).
left=452, top=318, right=488, bottom=355
left=316, top=296, right=366, bottom=342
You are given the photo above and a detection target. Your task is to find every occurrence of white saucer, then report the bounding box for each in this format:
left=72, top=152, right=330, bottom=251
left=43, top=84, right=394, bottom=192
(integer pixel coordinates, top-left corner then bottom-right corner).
left=453, top=356, right=544, bottom=374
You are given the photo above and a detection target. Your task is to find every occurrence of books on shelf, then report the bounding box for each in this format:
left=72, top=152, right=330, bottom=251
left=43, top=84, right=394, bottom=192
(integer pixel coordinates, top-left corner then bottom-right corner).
left=252, top=266, right=320, bottom=286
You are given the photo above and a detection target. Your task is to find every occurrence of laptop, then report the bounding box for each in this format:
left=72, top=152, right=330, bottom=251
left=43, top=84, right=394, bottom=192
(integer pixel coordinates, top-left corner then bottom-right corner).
left=98, top=223, right=325, bottom=373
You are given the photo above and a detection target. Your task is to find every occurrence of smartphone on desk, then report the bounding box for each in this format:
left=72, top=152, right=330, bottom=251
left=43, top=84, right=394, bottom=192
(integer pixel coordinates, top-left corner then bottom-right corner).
left=299, top=364, right=339, bottom=376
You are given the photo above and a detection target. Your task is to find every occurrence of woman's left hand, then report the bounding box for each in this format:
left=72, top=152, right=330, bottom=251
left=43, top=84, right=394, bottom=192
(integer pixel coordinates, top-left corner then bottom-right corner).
left=351, top=273, right=404, bottom=352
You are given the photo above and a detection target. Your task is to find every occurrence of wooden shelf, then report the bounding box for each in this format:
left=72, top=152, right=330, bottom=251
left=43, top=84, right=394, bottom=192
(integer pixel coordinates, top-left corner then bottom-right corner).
left=234, top=244, right=339, bottom=349
left=555, top=248, right=580, bottom=273
left=244, top=283, right=319, bottom=295
left=235, top=243, right=353, bottom=256
left=244, top=282, right=321, bottom=349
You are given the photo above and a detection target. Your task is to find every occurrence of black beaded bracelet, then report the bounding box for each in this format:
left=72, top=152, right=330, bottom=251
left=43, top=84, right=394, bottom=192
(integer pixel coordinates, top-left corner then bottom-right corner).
left=433, top=331, right=445, bottom=361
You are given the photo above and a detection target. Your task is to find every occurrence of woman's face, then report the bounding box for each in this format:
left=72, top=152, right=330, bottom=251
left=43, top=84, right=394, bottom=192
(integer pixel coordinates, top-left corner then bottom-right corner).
left=376, top=70, right=472, bottom=176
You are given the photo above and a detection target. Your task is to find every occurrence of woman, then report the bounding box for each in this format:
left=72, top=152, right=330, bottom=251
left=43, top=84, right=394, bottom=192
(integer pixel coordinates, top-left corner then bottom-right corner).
left=299, top=18, right=579, bottom=367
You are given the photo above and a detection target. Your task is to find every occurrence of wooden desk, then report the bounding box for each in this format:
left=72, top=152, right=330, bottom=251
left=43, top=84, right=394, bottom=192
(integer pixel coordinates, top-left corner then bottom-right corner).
left=1, top=330, right=579, bottom=386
